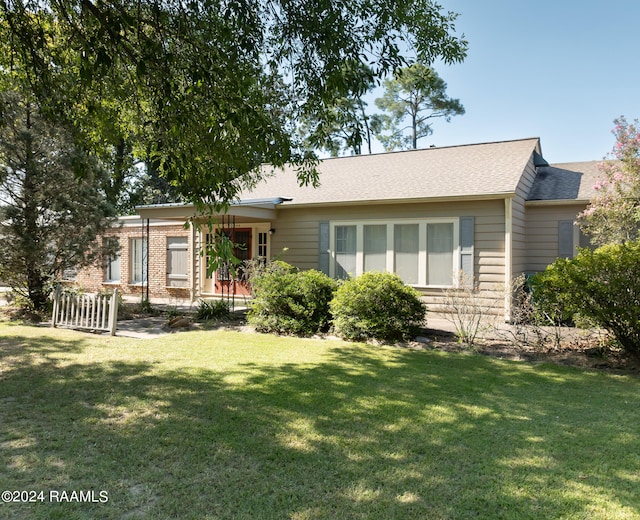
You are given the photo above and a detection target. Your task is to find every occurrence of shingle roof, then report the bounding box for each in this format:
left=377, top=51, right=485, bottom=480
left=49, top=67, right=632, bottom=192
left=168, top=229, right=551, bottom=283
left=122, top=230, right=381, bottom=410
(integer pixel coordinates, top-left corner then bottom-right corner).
left=527, top=161, right=602, bottom=202
left=240, top=138, right=542, bottom=206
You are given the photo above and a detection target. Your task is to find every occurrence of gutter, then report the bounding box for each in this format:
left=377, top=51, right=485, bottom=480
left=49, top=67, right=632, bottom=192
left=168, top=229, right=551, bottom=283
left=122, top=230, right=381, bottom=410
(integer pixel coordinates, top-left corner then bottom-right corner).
left=135, top=197, right=292, bottom=220
left=525, top=199, right=590, bottom=207
left=276, top=192, right=517, bottom=209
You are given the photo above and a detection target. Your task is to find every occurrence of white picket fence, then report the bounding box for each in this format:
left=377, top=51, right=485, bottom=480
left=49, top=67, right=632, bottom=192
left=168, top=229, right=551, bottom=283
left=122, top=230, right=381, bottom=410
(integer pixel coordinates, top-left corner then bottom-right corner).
left=51, top=287, right=119, bottom=336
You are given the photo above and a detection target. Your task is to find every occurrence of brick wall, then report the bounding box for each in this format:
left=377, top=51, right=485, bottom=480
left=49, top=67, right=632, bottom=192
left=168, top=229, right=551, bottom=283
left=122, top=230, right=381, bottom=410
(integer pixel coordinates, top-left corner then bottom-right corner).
left=73, top=219, right=192, bottom=301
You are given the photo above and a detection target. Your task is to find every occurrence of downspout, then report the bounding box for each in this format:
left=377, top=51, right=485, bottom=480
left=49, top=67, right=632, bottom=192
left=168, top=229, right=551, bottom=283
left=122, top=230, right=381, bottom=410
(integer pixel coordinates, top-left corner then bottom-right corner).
left=189, top=220, right=196, bottom=303
left=140, top=218, right=145, bottom=304
left=504, top=198, right=513, bottom=322
left=146, top=218, right=150, bottom=302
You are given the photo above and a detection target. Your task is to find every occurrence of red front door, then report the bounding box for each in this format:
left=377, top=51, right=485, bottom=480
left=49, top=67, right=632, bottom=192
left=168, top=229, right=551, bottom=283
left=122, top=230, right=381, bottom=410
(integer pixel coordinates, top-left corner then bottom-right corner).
left=210, top=228, right=252, bottom=297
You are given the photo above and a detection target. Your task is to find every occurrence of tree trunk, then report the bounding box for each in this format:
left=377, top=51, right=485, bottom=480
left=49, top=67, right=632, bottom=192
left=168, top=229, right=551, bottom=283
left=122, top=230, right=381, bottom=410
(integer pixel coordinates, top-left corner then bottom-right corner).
left=412, top=112, right=417, bottom=149
left=22, top=104, right=48, bottom=311
left=358, top=98, right=372, bottom=154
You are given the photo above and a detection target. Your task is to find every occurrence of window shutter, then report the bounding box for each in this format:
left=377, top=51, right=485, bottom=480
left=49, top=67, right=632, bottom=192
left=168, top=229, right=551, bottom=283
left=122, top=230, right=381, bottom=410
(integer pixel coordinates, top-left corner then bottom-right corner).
left=459, top=216, right=474, bottom=287
left=558, top=220, right=574, bottom=258
left=319, top=221, right=330, bottom=275
left=167, top=237, right=188, bottom=287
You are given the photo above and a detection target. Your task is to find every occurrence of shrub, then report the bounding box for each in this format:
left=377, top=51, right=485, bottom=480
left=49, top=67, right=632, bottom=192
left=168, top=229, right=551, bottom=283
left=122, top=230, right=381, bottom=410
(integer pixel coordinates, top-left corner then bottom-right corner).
left=531, top=241, right=640, bottom=357
left=243, top=258, right=296, bottom=294
left=248, top=266, right=337, bottom=336
left=528, top=263, right=575, bottom=327
left=497, top=274, right=567, bottom=350
left=330, top=272, right=427, bottom=342
left=196, top=299, right=230, bottom=321
left=441, top=271, right=501, bottom=347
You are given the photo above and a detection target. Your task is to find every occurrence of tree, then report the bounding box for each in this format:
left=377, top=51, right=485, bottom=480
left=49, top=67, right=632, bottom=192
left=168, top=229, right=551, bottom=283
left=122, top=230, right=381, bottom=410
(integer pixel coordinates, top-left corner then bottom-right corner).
left=0, top=87, right=117, bottom=311
left=124, top=154, right=186, bottom=213
left=305, top=94, right=374, bottom=157
left=303, top=63, right=376, bottom=156
left=0, top=0, right=467, bottom=207
left=372, top=63, right=464, bottom=150
left=577, top=116, right=640, bottom=246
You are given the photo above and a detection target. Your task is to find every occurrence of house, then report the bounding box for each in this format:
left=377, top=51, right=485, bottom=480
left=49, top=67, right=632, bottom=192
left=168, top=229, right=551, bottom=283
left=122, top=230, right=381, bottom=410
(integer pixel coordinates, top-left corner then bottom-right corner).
left=73, top=138, right=601, bottom=318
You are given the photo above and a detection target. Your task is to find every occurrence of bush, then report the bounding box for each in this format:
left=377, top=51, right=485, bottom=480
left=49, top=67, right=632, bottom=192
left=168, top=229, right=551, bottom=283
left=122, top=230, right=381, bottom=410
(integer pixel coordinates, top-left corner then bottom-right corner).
left=528, top=264, right=575, bottom=327
left=330, top=272, right=427, bottom=342
left=196, top=299, right=230, bottom=321
left=243, top=258, right=296, bottom=294
left=441, top=271, right=501, bottom=347
left=531, top=241, right=640, bottom=357
left=247, top=265, right=337, bottom=336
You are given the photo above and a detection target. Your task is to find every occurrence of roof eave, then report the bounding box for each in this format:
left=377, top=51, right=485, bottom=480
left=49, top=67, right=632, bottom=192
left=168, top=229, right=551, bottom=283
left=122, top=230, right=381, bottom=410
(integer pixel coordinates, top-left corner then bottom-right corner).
left=278, top=192, right=516, bottom=209
left=135, top=198, right=285, bottom=221
left=525, top=199, right=590, bottom=207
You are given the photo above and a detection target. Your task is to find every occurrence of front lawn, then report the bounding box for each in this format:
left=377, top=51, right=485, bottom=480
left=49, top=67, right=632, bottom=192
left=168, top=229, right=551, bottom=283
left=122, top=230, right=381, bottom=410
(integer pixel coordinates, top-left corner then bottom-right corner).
left=1, top=322, right=639, bottom=519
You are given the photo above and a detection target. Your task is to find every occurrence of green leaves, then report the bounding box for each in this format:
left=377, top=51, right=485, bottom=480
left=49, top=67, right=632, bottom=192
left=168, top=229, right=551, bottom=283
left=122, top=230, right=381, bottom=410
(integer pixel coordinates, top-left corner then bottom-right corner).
left=1, top=0, right=467, bottom=205
left=531, top=242, right=640, bottom=357
left=373, top=63, right=465, bottom=150
left=0, top=87, right=117, bottom=310
left=248, top=262, right=338, bottom=335
left=330, top=271, right=427, bottom=342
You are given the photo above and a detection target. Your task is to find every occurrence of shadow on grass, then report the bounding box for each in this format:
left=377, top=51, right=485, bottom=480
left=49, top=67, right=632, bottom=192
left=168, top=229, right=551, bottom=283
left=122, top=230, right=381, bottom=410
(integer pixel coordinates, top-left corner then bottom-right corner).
left=1, top=335, right=639, bottom=519
left=0, top=330, right=91, bottom=374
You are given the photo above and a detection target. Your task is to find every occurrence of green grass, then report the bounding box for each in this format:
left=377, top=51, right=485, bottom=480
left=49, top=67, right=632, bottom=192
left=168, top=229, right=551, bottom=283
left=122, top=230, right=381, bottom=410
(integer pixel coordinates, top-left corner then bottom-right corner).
left=1, top=322, right=640, bottom=519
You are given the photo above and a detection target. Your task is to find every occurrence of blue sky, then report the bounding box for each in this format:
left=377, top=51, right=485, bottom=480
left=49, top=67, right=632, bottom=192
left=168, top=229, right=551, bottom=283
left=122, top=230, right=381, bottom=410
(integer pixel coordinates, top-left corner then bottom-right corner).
left=366, top=0, right=640, bottom=163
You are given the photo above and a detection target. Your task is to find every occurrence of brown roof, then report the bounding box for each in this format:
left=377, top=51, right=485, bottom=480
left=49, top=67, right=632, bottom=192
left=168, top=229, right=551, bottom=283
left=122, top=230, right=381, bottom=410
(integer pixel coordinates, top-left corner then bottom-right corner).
left=240, top=138, right=542, bottom=206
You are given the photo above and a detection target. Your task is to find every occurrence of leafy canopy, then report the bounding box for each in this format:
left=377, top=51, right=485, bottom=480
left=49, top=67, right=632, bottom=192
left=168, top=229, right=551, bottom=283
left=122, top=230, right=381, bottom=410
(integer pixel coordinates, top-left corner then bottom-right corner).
left=0, top=0, right=467, bottom=207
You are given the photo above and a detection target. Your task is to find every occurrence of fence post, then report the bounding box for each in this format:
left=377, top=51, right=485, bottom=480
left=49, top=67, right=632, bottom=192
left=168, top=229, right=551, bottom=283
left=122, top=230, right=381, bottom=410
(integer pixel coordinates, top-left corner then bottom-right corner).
left=51, top=285, right=61, bottom=328
left=108, top=289, right=119, bottom=336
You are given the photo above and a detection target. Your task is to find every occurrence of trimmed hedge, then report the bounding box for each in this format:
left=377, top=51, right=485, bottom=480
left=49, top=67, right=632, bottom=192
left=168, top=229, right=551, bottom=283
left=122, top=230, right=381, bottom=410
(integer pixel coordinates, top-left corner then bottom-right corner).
left=247, top=263, right=337, bottom=336
left=330, top=271, right=427, bottom=342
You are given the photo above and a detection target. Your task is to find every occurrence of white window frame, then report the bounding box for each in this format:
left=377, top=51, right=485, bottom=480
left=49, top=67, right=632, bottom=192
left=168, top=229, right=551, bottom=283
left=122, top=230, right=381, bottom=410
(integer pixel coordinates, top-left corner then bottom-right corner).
left=329, top=218, right=460, bottom=288
left=104, top=254, right=121, bottom=283
left=104, top=238, right=121, bottom=283
left=130, top=237, right=147, bottom=285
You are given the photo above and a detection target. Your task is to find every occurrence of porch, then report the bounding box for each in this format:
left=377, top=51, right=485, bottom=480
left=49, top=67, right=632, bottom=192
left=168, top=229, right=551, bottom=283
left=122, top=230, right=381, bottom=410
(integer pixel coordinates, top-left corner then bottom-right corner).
left=134, top=198, right=288, bottom=302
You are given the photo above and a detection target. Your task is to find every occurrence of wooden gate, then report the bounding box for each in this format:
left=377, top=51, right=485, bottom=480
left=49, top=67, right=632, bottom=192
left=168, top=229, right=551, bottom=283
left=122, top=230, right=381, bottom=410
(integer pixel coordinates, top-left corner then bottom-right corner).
left=51, top=286, right=119, bottom=336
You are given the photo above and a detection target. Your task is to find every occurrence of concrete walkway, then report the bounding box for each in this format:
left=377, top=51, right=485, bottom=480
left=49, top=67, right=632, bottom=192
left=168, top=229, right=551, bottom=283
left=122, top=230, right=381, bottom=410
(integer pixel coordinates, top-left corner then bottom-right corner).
left=110, top=313, right=464, bottom=340
left=115, top=317, right=171, bottom=339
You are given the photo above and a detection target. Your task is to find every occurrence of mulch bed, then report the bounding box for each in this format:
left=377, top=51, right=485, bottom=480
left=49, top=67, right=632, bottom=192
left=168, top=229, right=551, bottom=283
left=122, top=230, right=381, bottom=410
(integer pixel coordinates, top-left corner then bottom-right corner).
left=410, top=326, right=640, bottom=375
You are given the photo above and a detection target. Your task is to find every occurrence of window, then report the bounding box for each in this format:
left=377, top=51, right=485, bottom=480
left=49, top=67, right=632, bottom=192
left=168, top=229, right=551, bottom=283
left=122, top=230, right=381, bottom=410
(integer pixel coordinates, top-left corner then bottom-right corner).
left=394, top=224, right=419, bottom=284
left=104, top=255, right=120, bottom=283
left=364, top=224, right=387, bottom=272
left=130, top=238, right=147, bottom=284
left=167, top=237, right=188, bottom=287
left=104, top=238, right=120, bottom=283
left=258, top=232, right=268, bottom=259
left=335, top=225, right=357, bottom=279
left=427, top=222, right=454, bottom=286
left=331, top=219, right=460, bottom=287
